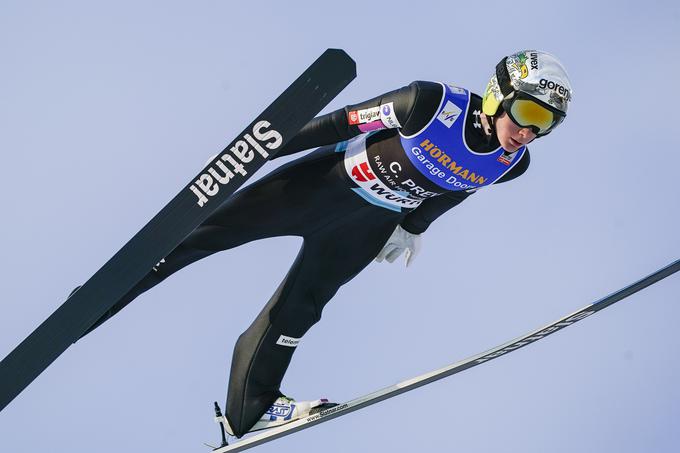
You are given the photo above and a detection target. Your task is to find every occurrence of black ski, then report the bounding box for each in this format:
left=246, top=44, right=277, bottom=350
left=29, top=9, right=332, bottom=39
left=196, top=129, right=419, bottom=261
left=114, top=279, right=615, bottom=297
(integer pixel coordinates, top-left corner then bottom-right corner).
left=211, top=258, right=680, bottom=452
left=0, top=49, right=356, bottom=412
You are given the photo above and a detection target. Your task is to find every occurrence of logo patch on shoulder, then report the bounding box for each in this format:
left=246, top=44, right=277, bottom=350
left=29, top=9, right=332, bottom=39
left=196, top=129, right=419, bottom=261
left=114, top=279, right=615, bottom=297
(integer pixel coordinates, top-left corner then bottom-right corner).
left=437, top=100, right=462, bottom=128
left=348, top=107, right=380, bottom=125
left=379, top=102, right=401, bottom=128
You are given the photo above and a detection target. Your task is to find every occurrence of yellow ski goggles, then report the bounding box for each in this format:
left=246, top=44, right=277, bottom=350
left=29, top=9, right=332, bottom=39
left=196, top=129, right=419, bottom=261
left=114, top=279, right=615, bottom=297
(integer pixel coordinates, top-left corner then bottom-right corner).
left=503, top=92, right=566, bottom=137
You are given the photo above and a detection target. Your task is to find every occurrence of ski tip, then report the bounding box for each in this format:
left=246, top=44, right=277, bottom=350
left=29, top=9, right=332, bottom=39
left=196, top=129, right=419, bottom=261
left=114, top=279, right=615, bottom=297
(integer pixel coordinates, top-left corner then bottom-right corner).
left=319, top=48, right=357, bottom=78
left=322, top=48, right=351, bottom=59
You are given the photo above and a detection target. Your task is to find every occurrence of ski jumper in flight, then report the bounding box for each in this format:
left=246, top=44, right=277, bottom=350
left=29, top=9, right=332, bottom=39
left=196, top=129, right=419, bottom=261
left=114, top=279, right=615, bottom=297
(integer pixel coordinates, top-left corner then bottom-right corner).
left=76, top=50, right=573, bottom=437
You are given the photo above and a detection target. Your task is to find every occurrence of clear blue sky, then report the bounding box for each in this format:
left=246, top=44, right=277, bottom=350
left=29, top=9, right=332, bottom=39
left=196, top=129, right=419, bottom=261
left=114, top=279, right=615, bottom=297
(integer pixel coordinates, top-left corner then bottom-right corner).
left=1, top=1, right=679, bottom=452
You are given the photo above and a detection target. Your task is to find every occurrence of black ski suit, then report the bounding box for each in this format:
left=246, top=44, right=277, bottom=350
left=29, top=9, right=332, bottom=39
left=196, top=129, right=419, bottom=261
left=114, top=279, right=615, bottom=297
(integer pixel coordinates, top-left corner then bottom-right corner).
left=80, top=81, right=530, bottom=436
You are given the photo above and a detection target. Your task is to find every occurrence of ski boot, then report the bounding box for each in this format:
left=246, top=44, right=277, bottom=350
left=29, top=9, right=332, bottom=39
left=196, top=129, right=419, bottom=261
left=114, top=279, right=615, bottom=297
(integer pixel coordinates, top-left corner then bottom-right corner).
left=215, top=396, right=337, bottom=437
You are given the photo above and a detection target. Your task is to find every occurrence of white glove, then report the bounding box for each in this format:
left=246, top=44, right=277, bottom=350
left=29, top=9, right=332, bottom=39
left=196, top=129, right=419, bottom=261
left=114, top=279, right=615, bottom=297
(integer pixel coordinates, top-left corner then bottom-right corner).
left=375, top=225, right=422, bottom=267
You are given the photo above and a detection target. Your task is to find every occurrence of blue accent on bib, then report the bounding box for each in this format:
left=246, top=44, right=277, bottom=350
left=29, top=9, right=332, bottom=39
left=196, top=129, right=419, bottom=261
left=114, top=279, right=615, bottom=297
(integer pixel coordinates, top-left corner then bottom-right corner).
left=335, top=140, right=348, bottom=153
left=399, top=83, right=526, bottom=191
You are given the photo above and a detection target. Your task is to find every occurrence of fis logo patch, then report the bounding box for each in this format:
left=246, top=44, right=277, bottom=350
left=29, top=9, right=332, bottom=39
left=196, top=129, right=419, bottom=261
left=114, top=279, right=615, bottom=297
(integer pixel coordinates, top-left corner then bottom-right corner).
left=437, top=100, right=462, bottom=128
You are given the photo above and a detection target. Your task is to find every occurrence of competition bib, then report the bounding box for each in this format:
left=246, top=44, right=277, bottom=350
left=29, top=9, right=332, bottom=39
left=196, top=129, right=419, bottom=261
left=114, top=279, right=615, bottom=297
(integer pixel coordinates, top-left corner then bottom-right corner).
left=400, top=83, right=526, bottom=191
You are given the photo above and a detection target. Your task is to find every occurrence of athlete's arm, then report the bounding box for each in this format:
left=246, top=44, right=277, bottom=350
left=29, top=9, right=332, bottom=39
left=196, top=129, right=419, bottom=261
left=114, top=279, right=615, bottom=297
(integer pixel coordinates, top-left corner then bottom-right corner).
left=400, top=151, right=531, bottom=234
left=273, top=81, right=443, bottom=159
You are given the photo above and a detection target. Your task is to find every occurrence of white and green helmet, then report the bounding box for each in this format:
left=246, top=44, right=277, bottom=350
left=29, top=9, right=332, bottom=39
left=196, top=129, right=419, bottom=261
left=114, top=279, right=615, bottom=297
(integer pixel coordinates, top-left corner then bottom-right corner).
left=482, top=50, right=573, bottom=135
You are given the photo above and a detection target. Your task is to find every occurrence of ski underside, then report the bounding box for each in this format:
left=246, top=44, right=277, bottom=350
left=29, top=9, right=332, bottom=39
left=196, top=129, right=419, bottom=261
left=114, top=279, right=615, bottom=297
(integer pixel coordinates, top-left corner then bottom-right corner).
left=0, top=49, right=357, bottom=412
